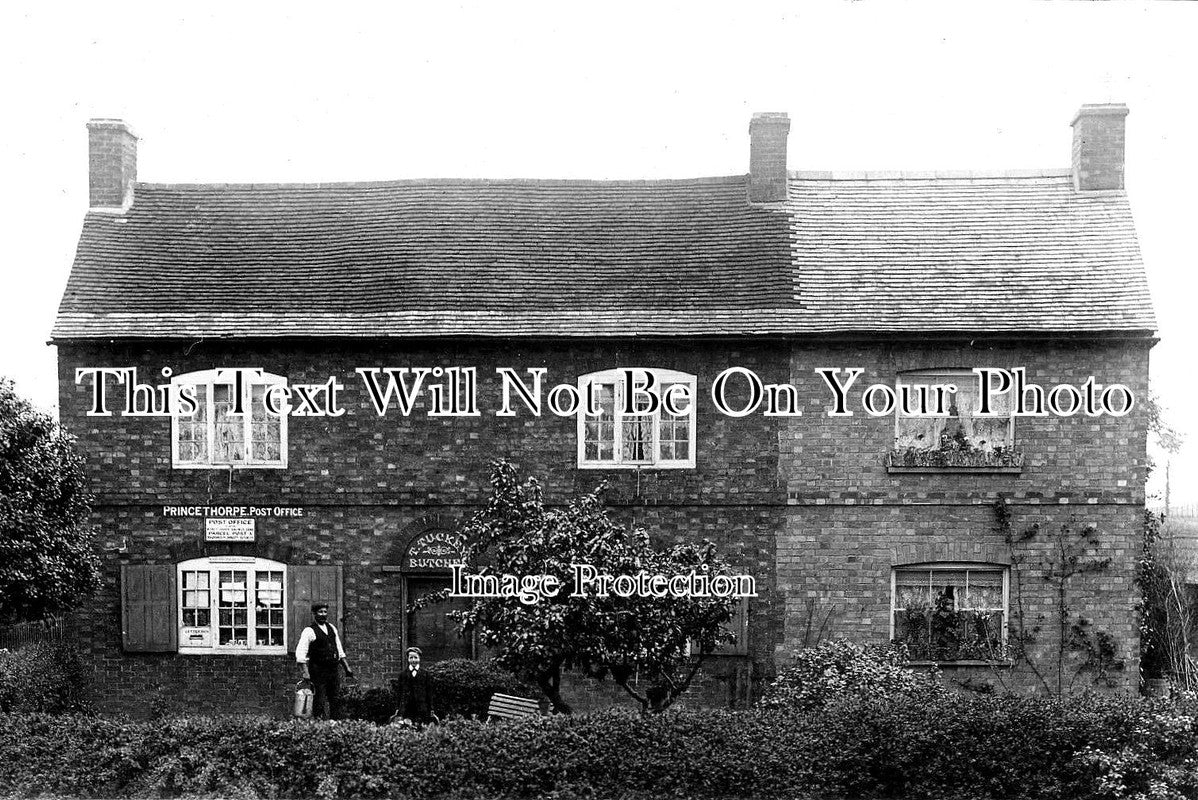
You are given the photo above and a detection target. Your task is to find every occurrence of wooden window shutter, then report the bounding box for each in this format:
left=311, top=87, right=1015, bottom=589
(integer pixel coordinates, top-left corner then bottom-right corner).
left=120, top=564, right=178, bottom=652
left=287, top=565, right=343, bottom=653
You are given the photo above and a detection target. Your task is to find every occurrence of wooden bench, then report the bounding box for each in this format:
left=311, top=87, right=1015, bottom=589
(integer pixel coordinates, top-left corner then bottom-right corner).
left=486, top=692, right=541, bottom=722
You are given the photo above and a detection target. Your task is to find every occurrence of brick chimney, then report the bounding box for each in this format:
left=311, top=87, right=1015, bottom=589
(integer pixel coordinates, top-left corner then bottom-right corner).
left=87, top=119, right=137, bottom=211
left=748, top=112, right=790, bottom=203
left=1071, top=104, right=1128, bottom=191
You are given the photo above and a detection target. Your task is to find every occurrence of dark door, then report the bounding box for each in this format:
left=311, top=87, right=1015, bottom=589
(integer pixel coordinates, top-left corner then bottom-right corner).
left=404, top=576, right=473, bottom=663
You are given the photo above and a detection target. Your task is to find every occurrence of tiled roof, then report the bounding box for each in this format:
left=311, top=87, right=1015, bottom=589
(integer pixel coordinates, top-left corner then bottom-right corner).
left=789, top=172, right=1155, bottom=333
left=52, top=171, right=1156, bottom=339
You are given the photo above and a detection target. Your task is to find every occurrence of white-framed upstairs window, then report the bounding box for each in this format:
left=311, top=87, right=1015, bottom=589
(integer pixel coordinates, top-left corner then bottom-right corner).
left=171, top=369, right=287, bottom=469
left=178, top=557, right=287, bottom=655
left=890, top=563, right=1009, bottom=663
left=577, top=368, right=697, bottom=469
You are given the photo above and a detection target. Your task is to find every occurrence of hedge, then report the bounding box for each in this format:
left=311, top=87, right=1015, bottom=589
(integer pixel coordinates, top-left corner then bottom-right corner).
left=0, top=641, right=89, bottom=714
left=340, top=658, right=540, bottom=724
left=1, top=693, right=1196, bottom=799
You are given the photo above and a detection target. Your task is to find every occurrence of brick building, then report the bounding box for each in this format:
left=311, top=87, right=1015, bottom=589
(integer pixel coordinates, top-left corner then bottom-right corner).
left=52, top=106, right=1155, bottom=715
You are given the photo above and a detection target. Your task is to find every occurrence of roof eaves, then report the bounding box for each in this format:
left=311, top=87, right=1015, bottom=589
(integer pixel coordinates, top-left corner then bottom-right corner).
left=789, top=168, right=1072, bottom=181
left=134, top=174, right=750, bottom=192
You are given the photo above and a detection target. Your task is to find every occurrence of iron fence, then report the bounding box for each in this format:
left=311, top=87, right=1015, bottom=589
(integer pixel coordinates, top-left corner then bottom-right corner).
left=0, top=616, right=64, bottom=651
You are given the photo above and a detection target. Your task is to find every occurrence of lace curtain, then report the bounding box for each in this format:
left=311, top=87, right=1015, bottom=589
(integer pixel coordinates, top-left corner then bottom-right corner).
left=894, top=371, right=1012, bottom=452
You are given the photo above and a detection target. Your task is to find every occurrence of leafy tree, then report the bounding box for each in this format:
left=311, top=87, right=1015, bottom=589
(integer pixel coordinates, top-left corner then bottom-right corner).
left=439, top=461, right=740, bottom=714
left=0, top=378, right=100, bottom=622
left=1143, top=391, right=1183, bottom=456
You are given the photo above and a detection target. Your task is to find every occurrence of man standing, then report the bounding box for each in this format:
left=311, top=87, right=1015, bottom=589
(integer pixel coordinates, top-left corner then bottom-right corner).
left=296, top=603, right=354, bottom=719
left=393, top=646, right=434, bottom=726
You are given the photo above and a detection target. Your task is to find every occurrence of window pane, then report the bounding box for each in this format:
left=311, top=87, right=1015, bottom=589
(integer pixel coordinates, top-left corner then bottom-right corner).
left=214, top=385, right=246, bottom=463
left=181, top=570, right=212, bottom=628
left=255, top=570, right=285, bottom=647
left=177, top=386, right=209, bottom=462
left=183, top=608, right=210, bottom=627
left=619, top=380, right=654, bottom=463
left=894, top=609, right=930, bottom=651
left=894, top=416, right=943, bottom=451
left=951, top=378, right=977, bottom=421
left=659, top=389, right=690, bottom=461
left=622, top=415, right=653, bottom=462
left=963, top=610, right=1005, bottom=653
left=894, top=570, right=930, bottom=609
left=250, top=385, right=283, bottom=462
left=966, top=571, right=1004, bottom=609
left=895, top=370, right=1013, bottom=454
left=930, top=571, right=967, bottom=607
left=583, top=384, right=616, bottom=462
left=584, top=423, right=614, bottom=461
left=218, top=570, right=249, bottom=646
left=971, top=416, right=1012, bottom=451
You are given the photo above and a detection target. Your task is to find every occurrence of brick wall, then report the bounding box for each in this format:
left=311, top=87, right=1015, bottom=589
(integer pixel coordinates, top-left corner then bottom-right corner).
left=59, top=340, right=787, bottom=715
left=775, top=339, right=1149, bottom=691
left=56, top=335, right=1150, bottom=712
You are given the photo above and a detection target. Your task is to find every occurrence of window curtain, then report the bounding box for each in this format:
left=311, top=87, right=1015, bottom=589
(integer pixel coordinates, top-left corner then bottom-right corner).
left=896, top=372, right=1012, bottom=452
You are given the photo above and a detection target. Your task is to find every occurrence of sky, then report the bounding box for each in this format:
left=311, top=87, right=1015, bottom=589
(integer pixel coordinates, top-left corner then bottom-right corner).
left=1, top=1, right=1195, bottom=505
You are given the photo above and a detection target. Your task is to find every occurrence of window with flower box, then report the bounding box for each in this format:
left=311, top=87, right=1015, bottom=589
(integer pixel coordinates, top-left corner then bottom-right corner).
left=891, top=564, right=1008, bottom=662
left=171, top=369, right=287, bottom=469
left=576, top=368, right=697, bottom=469
left=888, top=368, right=1022, bottom=471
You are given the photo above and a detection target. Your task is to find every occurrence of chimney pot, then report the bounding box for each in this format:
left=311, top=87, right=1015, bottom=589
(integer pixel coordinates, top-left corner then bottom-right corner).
left=748, top=112, right=790, bottom=203
left=87, top=119, right=138, bottom=211
left=1071, top=104, right=1128, bottom=191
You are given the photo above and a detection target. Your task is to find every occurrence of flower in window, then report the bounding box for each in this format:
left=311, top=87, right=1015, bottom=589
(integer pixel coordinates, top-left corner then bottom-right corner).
left=891, top=369, right=1020, bottom=468
left=891, top=565, right=1008, bottom=662
left=577, top=368, right=696, bottom=469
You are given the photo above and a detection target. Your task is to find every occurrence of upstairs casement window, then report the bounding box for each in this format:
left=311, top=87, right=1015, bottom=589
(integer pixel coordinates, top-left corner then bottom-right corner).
left=171, top=369, right=287, bottom=469
left=890, top=368, right=1020, bottom=469
left=177, top=557, right=286, bottom=654
left=577, top=368, right=697, bottom=469
left=891, top=564, right=1008, bottom=663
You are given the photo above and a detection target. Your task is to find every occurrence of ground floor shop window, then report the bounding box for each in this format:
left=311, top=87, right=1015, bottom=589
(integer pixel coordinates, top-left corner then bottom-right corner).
left=177, top=557, right=287, bottom=654
left=891, top=564, right=1008, bottom=662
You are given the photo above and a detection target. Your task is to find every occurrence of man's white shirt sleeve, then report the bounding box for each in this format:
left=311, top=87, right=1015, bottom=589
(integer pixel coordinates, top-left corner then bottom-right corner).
left=295, top=626, right=315, bottom=663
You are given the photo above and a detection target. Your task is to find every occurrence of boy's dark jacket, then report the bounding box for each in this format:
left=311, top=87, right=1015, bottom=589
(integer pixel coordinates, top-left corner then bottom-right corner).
left=394, top=668, right=434, bottom=723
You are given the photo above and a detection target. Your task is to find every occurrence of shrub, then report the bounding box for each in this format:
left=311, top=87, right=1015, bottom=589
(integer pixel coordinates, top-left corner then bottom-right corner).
left=339, top=685, right=398, bottom=725
left=1, top=693, right=1195, bottom=799
left=341, top=659, right=539, bottom=724
left=0, top=640, right=90, bottom=713
left=422, top=658, right=540, bottom=718
left=1075, top=694, right=1198, bottom=800
left=758, top=639, right=944, bottom=712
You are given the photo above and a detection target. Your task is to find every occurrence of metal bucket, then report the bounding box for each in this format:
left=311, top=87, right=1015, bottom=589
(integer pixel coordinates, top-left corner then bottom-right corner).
left=293, top=681, right=315, bottom=718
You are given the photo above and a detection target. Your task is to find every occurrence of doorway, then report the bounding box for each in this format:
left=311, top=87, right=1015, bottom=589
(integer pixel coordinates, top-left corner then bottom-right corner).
left=403, top=575, right=473, bottom=663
